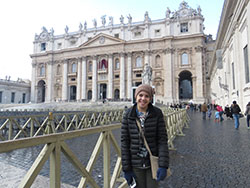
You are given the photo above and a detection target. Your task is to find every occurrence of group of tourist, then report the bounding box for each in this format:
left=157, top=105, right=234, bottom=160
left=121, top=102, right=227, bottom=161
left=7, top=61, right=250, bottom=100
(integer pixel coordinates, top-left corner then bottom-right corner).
left=199, top=101, right=250, bottom=130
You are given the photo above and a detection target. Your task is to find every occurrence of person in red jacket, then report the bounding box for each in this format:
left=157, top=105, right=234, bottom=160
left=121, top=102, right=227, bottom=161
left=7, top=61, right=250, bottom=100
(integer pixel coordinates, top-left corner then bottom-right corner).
left=216, top=105, right=224, bottom=121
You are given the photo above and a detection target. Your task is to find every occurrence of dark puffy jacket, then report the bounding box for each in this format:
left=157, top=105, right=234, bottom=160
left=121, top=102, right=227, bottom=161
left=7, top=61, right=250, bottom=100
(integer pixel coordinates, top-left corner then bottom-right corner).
left=231, top=104, right=241, bottom=114
left=121, top=103, right=169, bottom=172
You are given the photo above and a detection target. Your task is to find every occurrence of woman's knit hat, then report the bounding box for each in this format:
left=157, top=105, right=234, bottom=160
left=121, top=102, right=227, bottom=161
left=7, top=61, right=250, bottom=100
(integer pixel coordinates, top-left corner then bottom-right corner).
left=135, top=84, right=154, bottom=100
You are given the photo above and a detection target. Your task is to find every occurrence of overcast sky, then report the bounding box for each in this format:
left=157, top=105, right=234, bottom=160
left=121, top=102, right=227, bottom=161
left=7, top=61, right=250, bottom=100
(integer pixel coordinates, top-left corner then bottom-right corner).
left=0, top=0, right=224, bottom=81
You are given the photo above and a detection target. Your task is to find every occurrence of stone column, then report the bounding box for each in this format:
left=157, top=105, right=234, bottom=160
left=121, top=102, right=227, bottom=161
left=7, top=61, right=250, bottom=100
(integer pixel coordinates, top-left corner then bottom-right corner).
left=81, top=57, right=87, bottom=100
left=31, top=62, right=36, bottom=103
left=92, top=56, right=98, bottom=101
left=192, top=76, right=197, bottom=99
left=108, top=54, right=113, bottom=99
left=194, top=46, right=204, bottom=102
left=175, top=77, right=179, bottom=103
left=46, top=61, right=53, bottom=102
left=164, top=48, right=174, bottom=103
left=127, top=53, right=132, bottom=99
left=62, top=59, right=68, bottom=101
left=77, top=57, right=82, bottom=101
left=120, top=53, right=125, bottom=99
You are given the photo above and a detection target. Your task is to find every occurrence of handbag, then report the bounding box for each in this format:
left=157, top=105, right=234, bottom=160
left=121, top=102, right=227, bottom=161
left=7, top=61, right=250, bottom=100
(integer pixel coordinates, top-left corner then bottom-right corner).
left=136, top=119, right=171, bottom=180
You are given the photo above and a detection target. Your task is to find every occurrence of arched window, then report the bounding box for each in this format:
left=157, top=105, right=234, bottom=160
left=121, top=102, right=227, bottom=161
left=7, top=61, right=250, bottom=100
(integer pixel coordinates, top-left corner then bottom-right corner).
left=40, top=65, right=45, bottom=76
left=56, top=64, right=61, bottom=75
left=136, top=56, right=142, bottom=68
left=99, top=59, right=108, bottom=70
left=155, top=55, right=161, bottom=67
left=88, top=61, right=92, bottom=72
left=72, top=63, right=77, bottom=73
left=181, top=53, right=188, bottom=65
left=115, top=58, right=120, bottom=70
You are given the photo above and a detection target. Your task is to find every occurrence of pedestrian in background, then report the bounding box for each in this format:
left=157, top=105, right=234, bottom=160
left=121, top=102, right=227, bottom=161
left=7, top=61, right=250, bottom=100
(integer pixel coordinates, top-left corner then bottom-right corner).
left=121, top=84, right=169, bottom=188
left=201, top=102, right=208, bottom=120
left=224, top=104, right=233, bottom=119
left=207, top=107, right=212, bottom=119
left=216, top=105, right=224, bottom=121
left=231, top=101, right=241, bottom=130
left=215, top=109, right=220, bottom=123
left=245, top=102, right=250, bottom=129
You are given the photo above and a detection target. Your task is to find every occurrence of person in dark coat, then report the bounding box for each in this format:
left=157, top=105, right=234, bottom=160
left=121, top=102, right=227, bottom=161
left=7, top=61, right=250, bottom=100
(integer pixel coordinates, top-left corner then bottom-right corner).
left=245, top=102, right=250, bottom=129
left=121, top=84, right=169, bottom=188
left=224, top=104, right=233, bottom=119
left=231, top=101, right=241, bottom=129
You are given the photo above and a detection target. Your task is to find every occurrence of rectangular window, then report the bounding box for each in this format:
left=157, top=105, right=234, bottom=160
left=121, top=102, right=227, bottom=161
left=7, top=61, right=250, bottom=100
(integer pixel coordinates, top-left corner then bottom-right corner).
left=180, top=23, right=188, bottom=33
left=22, top=93, right=26, bottom=103
left=155, top=29, right=161, bottom=36
left=88, top=76, right=92, bottom=80
left=11, top=92, right=15, bottom=103
left=41, top=43, right=46, bottom=51
left=136, top=74, right=141, bottom=77
left=244, top=45, right=249, bottom=83
left=134, top=31, right=141, bottom=37
left=115, top=75, right=119, bottom=78
left=232, top=62, right=235, bottom=89
left=57, top=43, right=62, bottom=49
left=0, top=91, right=2, bottom=103
left=114, top=34, right=119, bottom=38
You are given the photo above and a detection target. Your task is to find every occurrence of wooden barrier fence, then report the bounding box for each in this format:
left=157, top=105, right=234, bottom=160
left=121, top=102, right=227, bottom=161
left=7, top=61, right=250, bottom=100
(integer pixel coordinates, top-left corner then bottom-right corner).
left=0, top=108, right=190, bottom=188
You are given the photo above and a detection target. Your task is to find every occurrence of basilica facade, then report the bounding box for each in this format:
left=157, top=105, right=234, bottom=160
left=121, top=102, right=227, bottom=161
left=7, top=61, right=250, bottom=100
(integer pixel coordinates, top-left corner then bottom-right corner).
left=30, top=1, right=213, bottom=104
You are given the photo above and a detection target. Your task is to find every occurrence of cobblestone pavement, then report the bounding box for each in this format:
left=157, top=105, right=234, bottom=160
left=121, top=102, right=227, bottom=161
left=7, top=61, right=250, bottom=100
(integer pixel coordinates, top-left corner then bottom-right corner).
left=161, top=111, right=250, bottom=188
left=1, top=110, right=250, bottom=187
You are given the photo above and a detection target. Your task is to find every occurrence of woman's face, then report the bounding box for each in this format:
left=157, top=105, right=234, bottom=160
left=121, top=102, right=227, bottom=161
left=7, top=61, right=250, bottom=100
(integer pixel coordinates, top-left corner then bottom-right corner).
left=136, top=91, right=151, bottom=111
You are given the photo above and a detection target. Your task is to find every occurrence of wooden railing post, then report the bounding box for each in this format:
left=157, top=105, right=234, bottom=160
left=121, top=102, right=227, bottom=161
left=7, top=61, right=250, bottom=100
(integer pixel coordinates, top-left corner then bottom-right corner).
left=50, top=141, right=61, bottom=188
left=45, top=112, right=55, bottom=134
left=103, top=131, right=111, bottom=188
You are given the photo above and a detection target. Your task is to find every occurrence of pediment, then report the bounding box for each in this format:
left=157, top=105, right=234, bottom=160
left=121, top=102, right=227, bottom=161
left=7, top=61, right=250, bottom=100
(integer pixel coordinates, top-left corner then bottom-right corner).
left=131, top=26, right=145, bottom=31
left=79, top=33, right=125, bottom=47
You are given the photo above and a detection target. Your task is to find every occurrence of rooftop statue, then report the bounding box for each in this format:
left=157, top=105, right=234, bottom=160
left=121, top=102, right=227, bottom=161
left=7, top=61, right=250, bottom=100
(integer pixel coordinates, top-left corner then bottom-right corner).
left=197, top=5, right=202, bottom=15
left=79, top=23, right=83, bottom=31
left=127, top=14, right=132, bottom=24
left=50, top=28, right=54, bottom=36
left=84, top=21, right=87, bottom=30
left=120, top=15, right=124, bottom=24
left=65, top=25, right=69, bottom=34
left=109, top=16, right=113, bottom=25
left=144, top=11, right=151, bottom=22
left=93, top=19, right=97, bottom=28
left=101, top=15, right=106, bottom=27
left=165, top=7, right=171, bottom=18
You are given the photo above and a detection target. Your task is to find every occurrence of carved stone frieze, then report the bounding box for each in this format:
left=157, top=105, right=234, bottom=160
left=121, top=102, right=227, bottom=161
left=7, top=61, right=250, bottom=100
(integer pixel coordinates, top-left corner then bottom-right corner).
left=195, top=46, right=203, bottom=52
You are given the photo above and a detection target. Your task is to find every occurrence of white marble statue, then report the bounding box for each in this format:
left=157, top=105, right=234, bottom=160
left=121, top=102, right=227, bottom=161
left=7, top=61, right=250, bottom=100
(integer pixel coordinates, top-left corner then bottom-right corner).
left=142, top=63, right=152, bottom=85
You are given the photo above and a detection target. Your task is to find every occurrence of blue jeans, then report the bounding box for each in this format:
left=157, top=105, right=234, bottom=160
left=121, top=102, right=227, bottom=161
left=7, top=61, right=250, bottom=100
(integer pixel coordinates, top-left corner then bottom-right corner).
left=219, top=111, right=224, bottom=121
left=233, top=114, right=240, bottom=129
left=202, top=112, right=206, bottom=119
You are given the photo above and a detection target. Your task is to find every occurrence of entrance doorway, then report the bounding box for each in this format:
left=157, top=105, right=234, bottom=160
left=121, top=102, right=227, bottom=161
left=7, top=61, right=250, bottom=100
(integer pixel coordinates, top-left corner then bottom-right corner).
left=37, top=80, right=46, bottom=103
left=99, top=84, right=107, bottom=99
left=87, top=90, right=92, bottom=100
left=70, top=85, right=77, bottom=100
left=179, top=71, right=193, bottom=99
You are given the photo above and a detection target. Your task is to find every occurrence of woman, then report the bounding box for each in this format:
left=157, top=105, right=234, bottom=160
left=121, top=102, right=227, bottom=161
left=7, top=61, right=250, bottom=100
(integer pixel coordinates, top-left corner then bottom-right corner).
left=121, top=84, right=169, bottom=188
left=245, top=102, right=250, bottom=129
